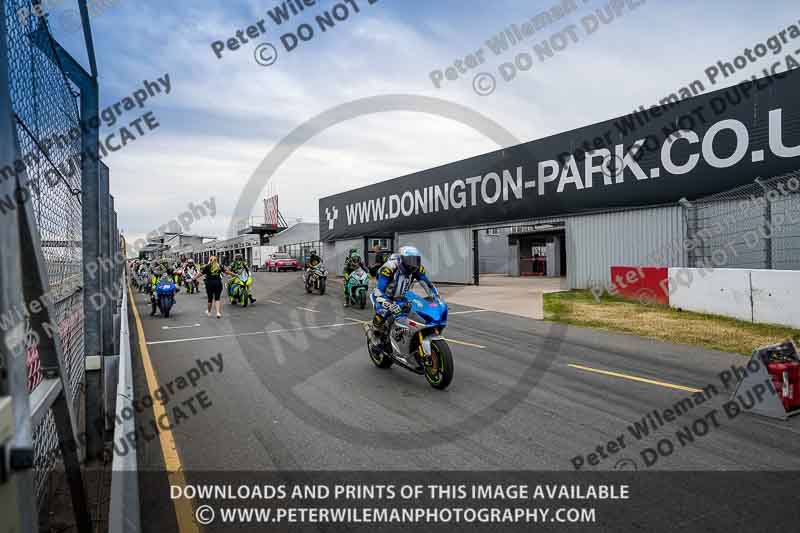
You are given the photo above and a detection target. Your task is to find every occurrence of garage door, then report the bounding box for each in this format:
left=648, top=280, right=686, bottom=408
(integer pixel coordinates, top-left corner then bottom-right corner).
left=397, top=228, right=473, bottom=284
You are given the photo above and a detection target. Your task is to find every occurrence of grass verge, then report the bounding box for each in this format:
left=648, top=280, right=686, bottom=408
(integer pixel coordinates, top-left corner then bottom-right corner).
left=543, top=290, right=800, bottom=356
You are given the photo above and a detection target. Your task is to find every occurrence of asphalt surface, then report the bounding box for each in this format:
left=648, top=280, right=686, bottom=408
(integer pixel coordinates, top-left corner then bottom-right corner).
left=129, top=271, right=800, bottom=477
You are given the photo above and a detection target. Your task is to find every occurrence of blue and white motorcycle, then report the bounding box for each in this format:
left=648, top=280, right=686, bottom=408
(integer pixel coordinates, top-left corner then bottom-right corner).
left=155, top=274, right=177, bottom=318
left=366, top=289, right=454, bottom=390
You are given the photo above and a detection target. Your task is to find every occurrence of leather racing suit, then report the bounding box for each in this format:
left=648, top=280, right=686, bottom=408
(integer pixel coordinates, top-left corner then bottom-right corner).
left=370, top=256, right=437, bottom=333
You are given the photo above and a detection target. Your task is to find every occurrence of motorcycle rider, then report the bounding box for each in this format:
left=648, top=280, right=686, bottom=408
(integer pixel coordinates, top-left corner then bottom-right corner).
left=303, top=250, right=323, bottom=286
left=184, top=258, right=199, bottom=291
left=229, top=253, right=256, bottom=303
left=342, top=248, right=366, bottom=307
left=173, top=254, right=188, bottom=284
left=149, top=260, right=175, bottom=316
left=368, top=246, right=438, bottom=344
left=307, top=250, right=321, bottom=268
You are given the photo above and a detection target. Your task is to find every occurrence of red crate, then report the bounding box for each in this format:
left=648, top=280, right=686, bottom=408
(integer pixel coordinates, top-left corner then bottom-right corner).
left=767, top=361, right=800, bottom=411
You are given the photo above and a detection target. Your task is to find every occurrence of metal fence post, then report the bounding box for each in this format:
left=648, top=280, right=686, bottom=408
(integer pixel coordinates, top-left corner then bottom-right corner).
left=99, top=165, right=112, bottom=355
left=77, top=67, right=103, bottom=464
left=755, top=178, right=773, bottom=270
left=679, top=198, right=696, bottom=268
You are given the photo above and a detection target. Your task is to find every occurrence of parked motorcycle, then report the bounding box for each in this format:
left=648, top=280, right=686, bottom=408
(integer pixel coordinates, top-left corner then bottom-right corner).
left=304, top=264, right=327, bottom=295
left=228, top=269, right=253, bottom=306
left=365, top=290, right=453, bottom=390
left=345, top=267, right=369, bottom=309
left=154, top=274, right=177, bottom=318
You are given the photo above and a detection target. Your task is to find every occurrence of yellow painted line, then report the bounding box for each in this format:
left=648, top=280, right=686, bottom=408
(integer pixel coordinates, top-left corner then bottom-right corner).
left=129, top=286, right=200, bottom=533
left=568, top=363, right=703, bottom=393
left=444, top=338, right=486, bottom=349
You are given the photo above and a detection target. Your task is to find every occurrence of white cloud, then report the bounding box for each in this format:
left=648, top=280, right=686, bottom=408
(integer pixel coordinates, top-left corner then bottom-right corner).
left=78, top=0, right=798, bottom=243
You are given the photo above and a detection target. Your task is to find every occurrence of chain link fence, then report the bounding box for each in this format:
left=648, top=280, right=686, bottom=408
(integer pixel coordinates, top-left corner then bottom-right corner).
left=4, top=0, right=86, bottom=506
left=684, top=171, right=800, bottom=271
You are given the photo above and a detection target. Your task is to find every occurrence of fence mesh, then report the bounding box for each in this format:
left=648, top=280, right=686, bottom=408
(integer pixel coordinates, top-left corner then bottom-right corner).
left=685, top=171, right=800, bottom=271
left=3, top=0, right=85, bottom=504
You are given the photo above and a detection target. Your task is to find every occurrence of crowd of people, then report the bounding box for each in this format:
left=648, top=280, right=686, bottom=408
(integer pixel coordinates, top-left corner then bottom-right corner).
left=129, top=252, right=256, bottom=318
left=128, top=245, right=437, bottom=348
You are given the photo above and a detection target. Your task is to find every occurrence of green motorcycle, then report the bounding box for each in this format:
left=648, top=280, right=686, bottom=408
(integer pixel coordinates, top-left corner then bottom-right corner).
left=345, top=267, right=369, bottom=309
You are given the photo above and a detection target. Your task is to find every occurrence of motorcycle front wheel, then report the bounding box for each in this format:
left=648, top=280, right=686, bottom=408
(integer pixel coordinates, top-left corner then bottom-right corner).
left=160, top=296, right=171, bottom=318
left=368, top=336, right=393, bottom=369
left=242, top=288, right=249, bottom=307
left=319, top=278, right=326, bottom=295
left=424, top=340, right=453, bottom=390
left=359, top=292, right=366, bottom=309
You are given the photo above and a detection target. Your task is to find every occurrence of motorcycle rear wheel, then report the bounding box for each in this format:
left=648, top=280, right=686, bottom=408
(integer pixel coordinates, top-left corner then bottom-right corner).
left=424, top=340, right=453, bottom=390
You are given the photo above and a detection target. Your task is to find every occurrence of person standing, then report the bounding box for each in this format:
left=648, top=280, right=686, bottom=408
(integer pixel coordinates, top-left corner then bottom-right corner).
left=196, top=256, right=228, bottom=318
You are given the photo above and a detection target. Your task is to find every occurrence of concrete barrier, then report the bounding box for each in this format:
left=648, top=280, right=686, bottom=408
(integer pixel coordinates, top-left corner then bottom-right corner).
left=669, top=268, right=752, bottom=322
left=751, top=270, right=800, bottom=328
left=668, top=268, right=800, bottom=328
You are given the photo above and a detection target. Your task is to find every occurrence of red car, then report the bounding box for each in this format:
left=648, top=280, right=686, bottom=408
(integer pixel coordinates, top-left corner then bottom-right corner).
left=265, top=253, right=299, bottom=272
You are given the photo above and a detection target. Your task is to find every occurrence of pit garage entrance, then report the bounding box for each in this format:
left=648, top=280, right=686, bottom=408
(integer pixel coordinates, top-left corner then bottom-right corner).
left=474, top=222, right=567, bottom=285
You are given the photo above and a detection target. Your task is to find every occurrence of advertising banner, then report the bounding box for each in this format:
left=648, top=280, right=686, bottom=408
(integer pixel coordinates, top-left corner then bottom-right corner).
left=320, top=69, right=800, bottom=241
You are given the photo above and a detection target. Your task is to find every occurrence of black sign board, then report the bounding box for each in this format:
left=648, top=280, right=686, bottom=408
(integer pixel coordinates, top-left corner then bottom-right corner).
left=320, top=69, right=800, bottom=241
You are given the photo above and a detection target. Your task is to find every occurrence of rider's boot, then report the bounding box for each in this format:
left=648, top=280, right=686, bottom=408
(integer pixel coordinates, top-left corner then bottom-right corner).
left=367, top=315, right=386, bottom=346
left=249, top=295, right=256, bottom=303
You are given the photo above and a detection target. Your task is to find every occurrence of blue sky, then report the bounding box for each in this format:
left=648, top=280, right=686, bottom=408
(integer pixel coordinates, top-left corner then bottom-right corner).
left=45, top=0, right=800, bottom=243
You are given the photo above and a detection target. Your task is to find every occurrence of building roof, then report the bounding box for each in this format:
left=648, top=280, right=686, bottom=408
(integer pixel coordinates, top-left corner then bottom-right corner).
left=268, top=222, right=320, bottom=246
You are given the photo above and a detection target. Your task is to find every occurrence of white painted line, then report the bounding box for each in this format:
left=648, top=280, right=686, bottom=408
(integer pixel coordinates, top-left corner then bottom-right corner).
left=161, top=324, right=201, bottom=330
left=268, top=299, right=282, bottom=305
left=146, top=322, right=362, bottom=345
left=297, top=307, right=320, bottom=313
left=147, top=331, right=265, bottom=345
left=449, top=309, right=489, bottom=315
left=266, top=322, right=359, bottom=334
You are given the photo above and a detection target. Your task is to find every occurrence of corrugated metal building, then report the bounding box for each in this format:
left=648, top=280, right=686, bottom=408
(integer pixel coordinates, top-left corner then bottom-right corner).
left=318, top=70, right=800, bottom=288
